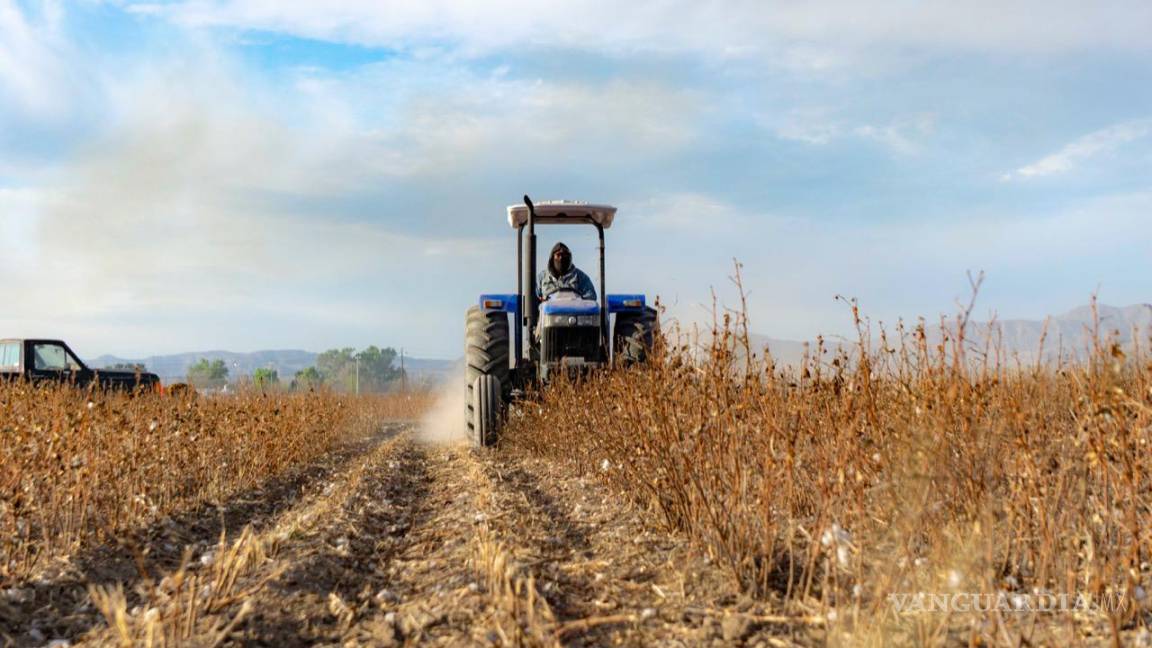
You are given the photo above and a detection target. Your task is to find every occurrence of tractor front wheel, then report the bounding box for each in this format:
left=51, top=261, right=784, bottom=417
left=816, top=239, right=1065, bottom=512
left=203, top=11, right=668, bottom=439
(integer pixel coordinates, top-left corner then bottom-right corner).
left=472, top=375, right=502, bottom=447
left=465, top=306, right=510, bottom=445
left=613, top=306, right=659, bottom=366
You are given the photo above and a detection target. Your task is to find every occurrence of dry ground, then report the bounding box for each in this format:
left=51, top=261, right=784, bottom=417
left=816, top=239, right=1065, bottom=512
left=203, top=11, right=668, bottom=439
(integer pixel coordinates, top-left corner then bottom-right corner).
left=2, top=424, right=820, bottom=647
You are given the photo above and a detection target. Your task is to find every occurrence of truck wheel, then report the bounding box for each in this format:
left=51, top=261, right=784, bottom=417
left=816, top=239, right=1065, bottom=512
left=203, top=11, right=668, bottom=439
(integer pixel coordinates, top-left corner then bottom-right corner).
left=472, top=375, right=502, bottom=447
left=465, top=306, right=510, bottom=438
left=613, top=306, right=659, bottom=366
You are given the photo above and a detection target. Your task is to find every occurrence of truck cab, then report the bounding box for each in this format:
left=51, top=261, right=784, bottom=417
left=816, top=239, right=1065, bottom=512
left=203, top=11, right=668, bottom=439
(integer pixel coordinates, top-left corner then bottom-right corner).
left=0, top=338, right=161, bottom=391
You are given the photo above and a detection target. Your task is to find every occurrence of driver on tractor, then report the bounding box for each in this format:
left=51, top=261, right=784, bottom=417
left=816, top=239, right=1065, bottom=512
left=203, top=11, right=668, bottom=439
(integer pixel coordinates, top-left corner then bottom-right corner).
left=537, top=242, right=597, bottom=301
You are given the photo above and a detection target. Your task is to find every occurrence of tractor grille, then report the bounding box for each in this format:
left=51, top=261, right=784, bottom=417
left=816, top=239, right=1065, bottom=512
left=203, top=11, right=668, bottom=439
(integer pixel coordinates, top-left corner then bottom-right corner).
left=542, top=325, right=600, bottom=363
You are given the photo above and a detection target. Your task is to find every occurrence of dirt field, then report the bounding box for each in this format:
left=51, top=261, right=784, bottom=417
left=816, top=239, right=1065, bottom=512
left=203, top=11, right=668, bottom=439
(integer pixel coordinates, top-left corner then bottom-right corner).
left=2, top=423, right=819, bottom=647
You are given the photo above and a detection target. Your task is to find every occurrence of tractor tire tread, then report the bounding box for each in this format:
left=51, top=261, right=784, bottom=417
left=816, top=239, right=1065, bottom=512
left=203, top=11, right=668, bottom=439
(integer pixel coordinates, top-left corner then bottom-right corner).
left=465, top=306, right=512, bottom=437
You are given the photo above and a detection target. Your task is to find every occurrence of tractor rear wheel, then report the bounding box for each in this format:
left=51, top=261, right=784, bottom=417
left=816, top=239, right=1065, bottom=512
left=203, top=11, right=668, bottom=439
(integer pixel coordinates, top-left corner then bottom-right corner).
left=472, top=375, right=502, bottom=447
left=465, top=306, right=510, bottom=443
left=613, top=306, right=659, bottom=366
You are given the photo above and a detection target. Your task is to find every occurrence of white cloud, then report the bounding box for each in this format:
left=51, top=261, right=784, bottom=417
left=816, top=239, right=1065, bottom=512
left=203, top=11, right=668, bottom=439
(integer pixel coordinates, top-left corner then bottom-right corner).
left=0, top=187, right=39, bottom=268
left=1002, top=118, right=1152, bottom=180
left=279, top=60, right=705, bottom=185
left=11, top=58, right=511, bottom=313
left=4, top=2, right=1149, bottom=358
left=772, top=108, right=843, bottom=145
left=620, top=192, right=758, bottom=233
left=0, top=0, right=76, bottom=118
left=606, top=190, right=1152, bottom=341
left=770, top=109, right=936, bottom=154
left=0, top=2, right=708, bottom=355
left=129, top=0, right=1152, bottom=63
left=853, top=113, right=937, bottom=155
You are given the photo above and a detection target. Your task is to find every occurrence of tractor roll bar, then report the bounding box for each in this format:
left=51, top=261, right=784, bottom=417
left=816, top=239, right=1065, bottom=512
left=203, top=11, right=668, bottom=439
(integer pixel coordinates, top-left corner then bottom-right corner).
left=515, top=222, right=524, bottom=363
left=525, top=196, right=539, bottom=356
left=519, top=195, right=609, bottom=361
left=595, top=222, right=607, bottom=358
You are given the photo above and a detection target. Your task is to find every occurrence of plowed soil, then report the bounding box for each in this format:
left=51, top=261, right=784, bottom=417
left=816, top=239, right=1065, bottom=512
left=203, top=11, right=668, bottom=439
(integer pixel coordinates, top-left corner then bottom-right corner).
left=3, top=424, right=820, bottom=647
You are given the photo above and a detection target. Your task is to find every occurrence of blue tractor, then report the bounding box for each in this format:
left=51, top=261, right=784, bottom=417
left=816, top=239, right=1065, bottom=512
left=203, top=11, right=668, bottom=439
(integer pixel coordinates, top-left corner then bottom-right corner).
left=466, top=196, right=659, bottom=446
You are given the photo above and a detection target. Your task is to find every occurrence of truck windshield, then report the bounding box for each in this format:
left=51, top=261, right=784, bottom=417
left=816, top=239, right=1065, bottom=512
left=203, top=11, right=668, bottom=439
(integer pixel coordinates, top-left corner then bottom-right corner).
left=0, top=342, right=19, bottom=369
left=33, top=343, right=82, bottom=371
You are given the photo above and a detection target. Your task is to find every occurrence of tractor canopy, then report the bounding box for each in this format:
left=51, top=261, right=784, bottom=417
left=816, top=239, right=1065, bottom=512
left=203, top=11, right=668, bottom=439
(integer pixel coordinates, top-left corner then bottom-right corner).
left=507, top=201, right=616, bottom=229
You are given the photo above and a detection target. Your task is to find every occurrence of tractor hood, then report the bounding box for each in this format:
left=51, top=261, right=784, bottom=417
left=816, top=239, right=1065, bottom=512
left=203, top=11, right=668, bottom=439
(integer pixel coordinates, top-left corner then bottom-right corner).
left=540, top=297, right=600, bottom=316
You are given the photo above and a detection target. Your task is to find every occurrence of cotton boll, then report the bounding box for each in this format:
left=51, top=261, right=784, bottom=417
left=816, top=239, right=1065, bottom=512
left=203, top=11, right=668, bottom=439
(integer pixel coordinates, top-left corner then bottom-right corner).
left=836, top=544, right=851, bottom=568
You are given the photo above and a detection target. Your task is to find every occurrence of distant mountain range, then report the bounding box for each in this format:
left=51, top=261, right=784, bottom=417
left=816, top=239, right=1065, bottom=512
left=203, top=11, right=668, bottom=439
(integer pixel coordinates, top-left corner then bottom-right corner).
left=89, top=349, right=455, bottom=383
left=89, top=304, right=1150, bottom=380
left=747, top=303, right=1152, bottom=367
left=948, top=303, right=1152, bottom=362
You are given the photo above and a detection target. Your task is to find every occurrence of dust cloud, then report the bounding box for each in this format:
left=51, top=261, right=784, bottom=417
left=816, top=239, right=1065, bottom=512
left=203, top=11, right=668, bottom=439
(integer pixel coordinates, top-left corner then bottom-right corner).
left=417, top=363, right=467, bottom=443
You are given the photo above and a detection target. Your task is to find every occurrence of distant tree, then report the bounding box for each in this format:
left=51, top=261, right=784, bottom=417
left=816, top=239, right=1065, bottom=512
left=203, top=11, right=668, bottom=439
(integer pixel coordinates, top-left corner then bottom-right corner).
left=312, top=346, right=405, bottom=393
left=252, top=367, right=279, bottom=389
left=187, top=358, right=229, bottom=389
left=292, top=366, right=323, bottom=391
left=355, top=346, right=404, bottom=392
left=316, top=347, right=356, bottom=383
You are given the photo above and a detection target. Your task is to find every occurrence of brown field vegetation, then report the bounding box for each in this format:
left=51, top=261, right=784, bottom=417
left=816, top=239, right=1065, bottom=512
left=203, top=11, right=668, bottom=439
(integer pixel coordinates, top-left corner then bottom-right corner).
left=505, top=280, right=1152, bottom=644
left=0, top=385, right=430, bottom=586
left=6, top=279, right=1152, bottom=645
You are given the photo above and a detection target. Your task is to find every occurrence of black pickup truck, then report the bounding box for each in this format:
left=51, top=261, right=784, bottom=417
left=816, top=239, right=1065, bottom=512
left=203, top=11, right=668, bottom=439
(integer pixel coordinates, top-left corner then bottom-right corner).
left=0, top=338, right=161, bottom=391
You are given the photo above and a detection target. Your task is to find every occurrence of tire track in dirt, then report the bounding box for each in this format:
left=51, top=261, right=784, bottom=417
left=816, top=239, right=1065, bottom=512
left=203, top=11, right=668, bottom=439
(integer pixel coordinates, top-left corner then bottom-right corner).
left=229, top=436, right=819, bottom=647
left=234, top=436, right=434, bottom=645
left=357, top=439, right=808, bottom=647
left=2, top=424, right=405, bottom=647
left=72, top=434, right=505, bottom=647
left=74, top=428, right=417, bottom=646
left=190, top=434, right=557, bottom=646
left=29, top=425, right=818, bottom=647
left=254, top=437, right=575, bottom=646
left=475, top=451, right=820, bottom=647
left=336, top=440, right=557, bottom=646
left=77, top=432, right=531, bottom=646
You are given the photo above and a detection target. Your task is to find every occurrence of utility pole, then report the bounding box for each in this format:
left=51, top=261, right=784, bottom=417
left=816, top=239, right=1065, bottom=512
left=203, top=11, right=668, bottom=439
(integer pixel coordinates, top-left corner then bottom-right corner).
left=400, top=348, right=406, bottom=394
left=355, top=356, right=360, bottom=396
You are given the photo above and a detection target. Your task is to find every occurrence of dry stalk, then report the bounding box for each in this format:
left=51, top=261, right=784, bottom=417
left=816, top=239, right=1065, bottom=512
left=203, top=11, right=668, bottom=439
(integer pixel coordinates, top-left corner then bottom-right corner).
left=0, top=386, right=428, bottom=586
left=82, top=433, right=404, bottom=645
left=504, top=267, right=1152, bottom=646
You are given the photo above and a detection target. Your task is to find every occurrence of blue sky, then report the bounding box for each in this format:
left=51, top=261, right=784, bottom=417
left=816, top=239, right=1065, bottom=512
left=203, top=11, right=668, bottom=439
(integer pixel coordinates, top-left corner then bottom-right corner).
left=1, top=0, right=1149, bottom=358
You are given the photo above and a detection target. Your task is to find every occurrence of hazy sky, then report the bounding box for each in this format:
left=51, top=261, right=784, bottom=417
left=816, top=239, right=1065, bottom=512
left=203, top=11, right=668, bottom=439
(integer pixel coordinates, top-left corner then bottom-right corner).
left=1, top=1, right=1149, bottom=358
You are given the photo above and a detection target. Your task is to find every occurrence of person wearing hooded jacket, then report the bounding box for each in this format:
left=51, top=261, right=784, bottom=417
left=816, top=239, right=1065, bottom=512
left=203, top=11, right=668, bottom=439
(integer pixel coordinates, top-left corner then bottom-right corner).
left=537, top=242, right=597, bottom=301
